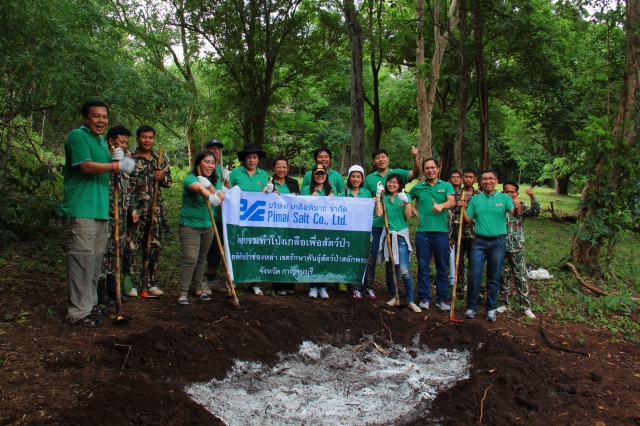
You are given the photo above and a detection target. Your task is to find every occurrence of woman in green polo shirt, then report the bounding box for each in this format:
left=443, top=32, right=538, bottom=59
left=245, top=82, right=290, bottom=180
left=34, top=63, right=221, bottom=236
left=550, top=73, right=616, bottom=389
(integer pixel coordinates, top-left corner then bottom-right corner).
left=301, top=164, right=335, bottom=298
left=229, top=142, right=270, bottom=296
left=340, top=165, right=376, bottom=299
left=177, top=150, right=225, bottom=305
left=375, top=173, right=421, bottom=313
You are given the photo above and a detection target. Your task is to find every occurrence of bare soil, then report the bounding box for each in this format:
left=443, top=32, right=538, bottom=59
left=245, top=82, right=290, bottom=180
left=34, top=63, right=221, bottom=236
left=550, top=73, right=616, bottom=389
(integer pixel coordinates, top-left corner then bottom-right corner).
left=0, top=272, right=639, bottom=425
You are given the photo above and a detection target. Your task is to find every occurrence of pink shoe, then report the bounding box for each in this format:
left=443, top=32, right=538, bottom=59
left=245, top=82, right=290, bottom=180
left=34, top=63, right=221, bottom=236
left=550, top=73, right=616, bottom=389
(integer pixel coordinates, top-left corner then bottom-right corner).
left=351, top=290, right=363, bottom=299
left=364, top=290, right=377, bottom=300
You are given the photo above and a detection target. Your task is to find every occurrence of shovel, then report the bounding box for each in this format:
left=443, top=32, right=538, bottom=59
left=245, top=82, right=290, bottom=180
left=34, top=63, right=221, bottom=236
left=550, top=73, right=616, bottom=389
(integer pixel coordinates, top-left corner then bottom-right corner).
left=381, top=192, right=406, bottom=309
left=141, top=147, right=163, bottom=299
left=198, top=166, right=241, bottom=310
left=449, top=192, right=466, bottom=323
left=112, top=169, right=131, bottom=323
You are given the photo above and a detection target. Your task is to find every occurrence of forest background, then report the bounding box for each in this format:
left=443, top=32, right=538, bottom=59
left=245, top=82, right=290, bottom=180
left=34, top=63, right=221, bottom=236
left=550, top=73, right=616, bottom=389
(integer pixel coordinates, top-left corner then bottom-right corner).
left=1, top=0, right=639, bottom=270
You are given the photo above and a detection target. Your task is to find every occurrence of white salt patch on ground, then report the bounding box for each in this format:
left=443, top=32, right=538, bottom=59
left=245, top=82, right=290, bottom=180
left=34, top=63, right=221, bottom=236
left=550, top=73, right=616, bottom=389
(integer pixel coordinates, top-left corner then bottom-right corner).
left=186, top=338, right=470, bottom=426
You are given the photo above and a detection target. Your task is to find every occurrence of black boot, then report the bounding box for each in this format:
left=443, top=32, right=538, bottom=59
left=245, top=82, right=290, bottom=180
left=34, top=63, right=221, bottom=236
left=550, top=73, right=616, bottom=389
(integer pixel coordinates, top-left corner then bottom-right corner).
left=98, top=278, right=115, bottom=306
left=107, top=274, right=128, bottom=303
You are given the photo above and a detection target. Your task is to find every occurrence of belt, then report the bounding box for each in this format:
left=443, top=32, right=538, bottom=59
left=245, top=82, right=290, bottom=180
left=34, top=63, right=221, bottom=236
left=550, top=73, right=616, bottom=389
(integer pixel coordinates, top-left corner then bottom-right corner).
left=475, top=234, right=505, bottom=241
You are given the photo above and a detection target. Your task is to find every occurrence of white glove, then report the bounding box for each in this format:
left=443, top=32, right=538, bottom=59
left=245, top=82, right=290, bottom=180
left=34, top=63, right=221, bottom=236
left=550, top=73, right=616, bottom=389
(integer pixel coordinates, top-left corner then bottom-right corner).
left=376, top=182, right=384, bottom=197
left=197, top=176, right=212, bottom=188
left=119, top=157, right=136, bottom=174
left=111, top=147, right=124, bottom=161
left=266, top=183, right=274, bottom=193
left=208, top=192, right=221, bottom=206
left=221, top=168, right=230, bottom=181
left=397, top=189, right=409, bottom=204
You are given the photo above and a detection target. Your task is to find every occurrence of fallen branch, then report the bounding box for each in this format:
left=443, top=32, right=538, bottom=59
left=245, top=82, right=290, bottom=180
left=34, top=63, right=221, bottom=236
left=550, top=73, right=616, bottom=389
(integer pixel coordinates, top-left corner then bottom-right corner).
left=114, top=342, right=132, bottom=375
left=478, top=384, right=492, bottom=424
left=539, top=316, right=588, bottom=357
left=565, top=263, right=640, bottom=301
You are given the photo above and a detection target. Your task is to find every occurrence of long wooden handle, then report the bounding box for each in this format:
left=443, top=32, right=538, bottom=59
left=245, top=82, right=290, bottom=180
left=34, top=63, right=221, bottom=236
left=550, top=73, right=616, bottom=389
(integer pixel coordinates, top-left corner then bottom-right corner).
left=450, top=192, right=466, bottom=319
left=197, top=166, right=239, bottom=306
left=114, top=171, right=122, bottom=315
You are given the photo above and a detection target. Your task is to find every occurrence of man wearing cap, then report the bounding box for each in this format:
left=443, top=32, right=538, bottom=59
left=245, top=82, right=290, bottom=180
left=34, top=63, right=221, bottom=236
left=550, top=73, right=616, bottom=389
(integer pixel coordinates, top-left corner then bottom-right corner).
left=229, top=142, right=271, bottom=296
left=301, top=148, right=346, bottom=193
left=409, top=158, right=456, bottom=311
left=205, top=139, right=231, bottom=189
left=60, top=100, right=136, bottom=327
left=363, top=147, right=420, bottom=295
left=462, top=169, right=520, bottom=322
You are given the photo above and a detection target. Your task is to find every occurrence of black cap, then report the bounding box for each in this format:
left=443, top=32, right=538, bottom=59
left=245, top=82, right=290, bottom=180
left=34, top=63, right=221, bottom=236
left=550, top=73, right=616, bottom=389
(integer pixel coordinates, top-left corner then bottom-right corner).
left=205, top=139, right=224, bottom=149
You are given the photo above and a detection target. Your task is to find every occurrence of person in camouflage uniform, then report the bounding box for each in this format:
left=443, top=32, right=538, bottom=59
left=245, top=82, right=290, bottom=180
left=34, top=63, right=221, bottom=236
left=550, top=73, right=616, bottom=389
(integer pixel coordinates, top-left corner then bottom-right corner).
left=498, top=181, right=541, bottom=318
left=97, top=125, right=133, bottom=305
left=449, top=168, right=481, bottom=298
left=123, top=125, right=172, bottom=296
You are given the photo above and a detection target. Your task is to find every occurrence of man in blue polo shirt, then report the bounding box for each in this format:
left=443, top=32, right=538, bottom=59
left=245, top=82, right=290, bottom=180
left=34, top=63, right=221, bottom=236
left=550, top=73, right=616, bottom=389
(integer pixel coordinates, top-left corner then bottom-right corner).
left=462, top=169, right=521, bottom=322
left=409, top=158, right=455, bottom=311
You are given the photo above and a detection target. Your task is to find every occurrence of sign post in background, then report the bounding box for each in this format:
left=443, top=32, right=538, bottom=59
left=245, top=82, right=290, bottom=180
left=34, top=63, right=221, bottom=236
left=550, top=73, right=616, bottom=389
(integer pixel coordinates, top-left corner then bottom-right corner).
left=222, top=188, right=374, bottom=284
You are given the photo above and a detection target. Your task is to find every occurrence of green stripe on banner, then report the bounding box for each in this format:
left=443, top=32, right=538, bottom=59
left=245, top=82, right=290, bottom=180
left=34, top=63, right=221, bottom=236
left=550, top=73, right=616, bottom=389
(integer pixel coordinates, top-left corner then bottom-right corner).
left=227, top=225, right=370, bottom=283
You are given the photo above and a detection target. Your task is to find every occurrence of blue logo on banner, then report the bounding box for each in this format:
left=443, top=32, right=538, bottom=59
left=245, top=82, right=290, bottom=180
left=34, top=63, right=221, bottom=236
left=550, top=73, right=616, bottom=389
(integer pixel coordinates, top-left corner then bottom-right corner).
left=240, top=199, right=266, bottom=221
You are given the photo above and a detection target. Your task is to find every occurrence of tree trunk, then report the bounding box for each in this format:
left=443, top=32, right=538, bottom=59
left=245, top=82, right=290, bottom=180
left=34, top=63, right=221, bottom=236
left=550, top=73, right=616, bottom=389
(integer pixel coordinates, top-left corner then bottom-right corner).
left=474, top=0, right=489, bottom=171
left=571, top=0, right=640, bottom=266
left=367, top=0, right=383, bottom=152
left=454, top=0, right=469, bottom=171
left=554, top=175, right=571, bottom=195
left=344, top=0, right=366, bottom=168
left=186, top=107, right=198, bottom=168
left=415, top=0, right=430, bottom=158
left=417, top=0, right=459, bottom=161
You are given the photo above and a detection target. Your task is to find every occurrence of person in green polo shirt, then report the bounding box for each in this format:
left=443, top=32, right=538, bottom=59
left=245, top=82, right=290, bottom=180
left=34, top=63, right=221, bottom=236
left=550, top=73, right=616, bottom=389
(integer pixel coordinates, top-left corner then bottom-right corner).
left=229, top=142, right=270, bottom=296
left=462, top=169, right=520, bottom=322
left=177, top=150, right=225, bottom=305
left=301, top=148, right=346, bottom=193
left=409, top=158, right=456, bottom=311
left=60, top=100, right=135, bottom=328
left=363, top=147, right=421, bottom=295
left=340, top=165, right=376, bottom=299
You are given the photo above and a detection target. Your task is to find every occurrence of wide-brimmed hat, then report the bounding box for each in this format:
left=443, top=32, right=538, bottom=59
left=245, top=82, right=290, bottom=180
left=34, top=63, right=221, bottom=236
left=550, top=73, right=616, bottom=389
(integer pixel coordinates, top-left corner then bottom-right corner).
left=237, top=142, right=266, bottom=162
left=205, top=139, right=224, bottom=149
left=312, top=164, right=327, bottom=174
left=347, top=165, right=365, bottom=179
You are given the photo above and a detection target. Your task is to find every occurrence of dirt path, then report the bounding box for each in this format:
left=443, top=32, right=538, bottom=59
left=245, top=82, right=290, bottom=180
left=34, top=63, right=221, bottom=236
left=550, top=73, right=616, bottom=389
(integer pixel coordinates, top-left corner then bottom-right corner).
left=0, top=275, right=639, bottom=425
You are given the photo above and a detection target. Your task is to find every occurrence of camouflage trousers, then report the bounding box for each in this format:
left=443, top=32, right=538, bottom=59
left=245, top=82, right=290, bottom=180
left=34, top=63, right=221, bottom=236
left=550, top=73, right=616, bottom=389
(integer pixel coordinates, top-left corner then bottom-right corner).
left=123, top=214, right=162, bottom=287
left=455, top=238, right=473, bottom=293
left=499, top=250, right=531, bottom=310
left=100, top=218, right=127, bottom=279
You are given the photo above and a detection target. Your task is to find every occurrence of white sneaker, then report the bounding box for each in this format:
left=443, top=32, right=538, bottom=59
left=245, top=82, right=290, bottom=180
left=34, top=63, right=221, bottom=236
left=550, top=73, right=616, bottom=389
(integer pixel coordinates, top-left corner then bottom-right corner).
left=127, top=288, right=138, bottom=297
left=496, top=305, right=508, bottom=314
left=418, top=300, right=430, bottom=309
left=277, top=289, right=287, bottom=296
left=408, top=302, right=422, bottom=313
left=201, top=281, right=213, bottom=295
left=387, top=297, right=398, bottom=306
left=309, top=287, right=318, bottom=298
left=319, top=288, right=329, bottom=299
left=148, top=286, right=164, bottom=296
left=523, top=309, right=536, bottom=319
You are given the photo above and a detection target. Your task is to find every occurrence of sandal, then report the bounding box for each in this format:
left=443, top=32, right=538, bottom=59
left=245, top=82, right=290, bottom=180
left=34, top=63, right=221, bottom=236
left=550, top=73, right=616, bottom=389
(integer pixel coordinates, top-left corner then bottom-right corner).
left=91, top=306, right=108, bottom=316
left=252, top=286, right=264, bottom=296
left=77, top=316, right=102, bottom=328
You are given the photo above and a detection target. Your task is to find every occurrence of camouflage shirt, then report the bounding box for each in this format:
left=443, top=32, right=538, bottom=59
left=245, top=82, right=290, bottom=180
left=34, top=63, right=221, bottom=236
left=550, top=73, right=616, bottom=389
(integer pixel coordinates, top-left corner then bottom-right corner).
left=505, top=199, right=541, bottom=252
left=128, top=148, right=172, bottom=217
left=108, top=172, right=131, bottom=232
left=449, top=188, right=482, bottom=241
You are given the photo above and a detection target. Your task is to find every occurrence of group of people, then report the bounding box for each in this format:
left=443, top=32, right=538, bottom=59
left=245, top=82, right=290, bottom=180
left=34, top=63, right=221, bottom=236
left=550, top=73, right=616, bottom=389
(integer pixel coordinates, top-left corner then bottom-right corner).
left=60, top=100, right=539, bottom=328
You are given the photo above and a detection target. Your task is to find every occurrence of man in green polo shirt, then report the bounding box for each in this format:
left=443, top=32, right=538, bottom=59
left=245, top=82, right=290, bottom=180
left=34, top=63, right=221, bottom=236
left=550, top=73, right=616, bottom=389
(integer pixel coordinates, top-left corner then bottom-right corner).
left=462, top=169, right=521, bottom=322
left=301, top=148, right=346, bottom=193
left=363, top=147, right=420, bottom=294
left=60, top=100, right=135, bottom=327
left=409, top=158, right=455, bottom=311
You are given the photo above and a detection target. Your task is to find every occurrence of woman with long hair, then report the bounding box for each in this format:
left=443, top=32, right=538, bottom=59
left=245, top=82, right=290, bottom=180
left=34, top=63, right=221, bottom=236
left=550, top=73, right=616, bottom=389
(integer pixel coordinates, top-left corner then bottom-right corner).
left=176, top=150, right=225, bottom=305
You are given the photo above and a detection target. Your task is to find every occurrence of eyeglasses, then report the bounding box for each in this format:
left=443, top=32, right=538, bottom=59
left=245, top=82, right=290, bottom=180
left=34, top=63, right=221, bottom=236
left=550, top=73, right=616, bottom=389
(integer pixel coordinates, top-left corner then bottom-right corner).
left=423, top=167, right=438, bottom=170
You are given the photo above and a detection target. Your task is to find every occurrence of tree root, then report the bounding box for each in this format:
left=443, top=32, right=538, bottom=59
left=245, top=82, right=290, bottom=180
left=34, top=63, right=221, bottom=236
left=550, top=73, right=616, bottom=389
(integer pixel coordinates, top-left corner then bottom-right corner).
left=565, top=263, right=639, bottom=301
left=539, top=316, right=589, bottom=357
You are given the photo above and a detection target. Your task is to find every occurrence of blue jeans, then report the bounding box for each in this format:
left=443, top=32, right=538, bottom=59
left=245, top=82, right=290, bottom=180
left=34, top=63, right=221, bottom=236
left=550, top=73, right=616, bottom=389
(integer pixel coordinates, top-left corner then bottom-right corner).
left=386, top=236, right=414, bottom=303
left=366, top=227, right=392, bottom=292
left=415, top=232, right=450, bottom=303
left=467, top=235, right=507, bottom=312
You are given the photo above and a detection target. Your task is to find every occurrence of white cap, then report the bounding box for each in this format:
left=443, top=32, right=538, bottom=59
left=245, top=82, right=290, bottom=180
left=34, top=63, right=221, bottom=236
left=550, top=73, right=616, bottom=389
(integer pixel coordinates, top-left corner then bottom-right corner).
left=347, top=165, right=365, bottom=179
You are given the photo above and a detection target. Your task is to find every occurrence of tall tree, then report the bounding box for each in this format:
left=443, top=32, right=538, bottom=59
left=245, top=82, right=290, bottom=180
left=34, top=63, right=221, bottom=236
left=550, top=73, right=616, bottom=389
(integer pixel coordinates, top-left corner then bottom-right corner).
left=343, top=0, right=366, bottom=168
left=453, top=0, right=470, bottom=171
left=473, top=0, right=489, bottom=170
